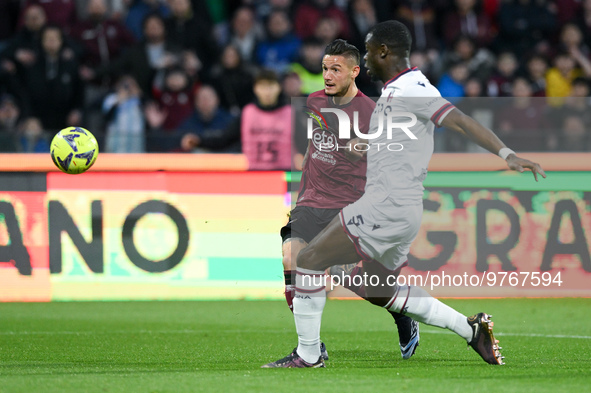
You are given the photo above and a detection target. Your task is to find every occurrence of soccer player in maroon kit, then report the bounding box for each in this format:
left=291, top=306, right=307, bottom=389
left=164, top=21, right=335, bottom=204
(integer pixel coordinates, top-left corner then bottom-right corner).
left=279, top=39, right=419, bottom=361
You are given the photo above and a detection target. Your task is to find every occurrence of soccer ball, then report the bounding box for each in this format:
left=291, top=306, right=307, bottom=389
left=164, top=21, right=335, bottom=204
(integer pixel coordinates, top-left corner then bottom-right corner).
left=50, top=127, right=99, bottom=174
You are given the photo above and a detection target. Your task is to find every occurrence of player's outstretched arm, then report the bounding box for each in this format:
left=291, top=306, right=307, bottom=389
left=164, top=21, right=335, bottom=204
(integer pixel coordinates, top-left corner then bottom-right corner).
left=441, top=108, right=547, bottom=181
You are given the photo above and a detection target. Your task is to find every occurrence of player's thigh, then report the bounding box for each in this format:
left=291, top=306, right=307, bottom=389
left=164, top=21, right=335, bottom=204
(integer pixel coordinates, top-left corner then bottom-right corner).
left=282, top=238, right=308, bottom=270
left=297, top=214, right=360, bottom=271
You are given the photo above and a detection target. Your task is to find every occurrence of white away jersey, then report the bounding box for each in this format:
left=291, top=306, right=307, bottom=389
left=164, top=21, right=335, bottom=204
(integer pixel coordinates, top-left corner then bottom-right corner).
left=364, top=67, right=455, bottom=204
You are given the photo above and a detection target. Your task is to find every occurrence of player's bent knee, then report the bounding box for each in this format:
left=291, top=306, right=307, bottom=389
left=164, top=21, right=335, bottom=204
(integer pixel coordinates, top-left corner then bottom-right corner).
left=296, top=245, right=323, bottom=271
left=282, top=237, right=308, bottom=270
left=282, top=254, right=292, bottom=271
left=281, top=240, right=292, bottom=270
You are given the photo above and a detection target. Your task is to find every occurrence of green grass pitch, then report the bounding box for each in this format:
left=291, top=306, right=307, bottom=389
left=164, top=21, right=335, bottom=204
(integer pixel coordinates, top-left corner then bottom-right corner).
left=1, top=298, right=590, bottom=392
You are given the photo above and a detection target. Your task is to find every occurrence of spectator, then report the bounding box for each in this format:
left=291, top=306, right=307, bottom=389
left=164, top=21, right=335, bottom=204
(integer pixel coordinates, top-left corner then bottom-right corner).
left=523, top=54, right=549, bottom=97
left=495, top=0, right=556, bottom=56
left=558, top=23, right=590, bottom=59
left=102, top=75, right=146, bottom=152
left=0, top=0, right=20, bottom=52
left=559, top=115, right=588, bottom=151
left=281, top=71, right=308, bottom=169
left=20, top=25, right=83, bottom=133
left=84, top=13, right=184, bottom=100
left=574, top=0, right=591, bottom=44
left=435, top=60, right=470, bottom=152
left=496, top=77, right=547, bottom=151
left=224, top=6, right=263, bottom=65
left=555, top=0, right=581, bottom=28
left=442, top=0, right=494, bottom=48
left=19, top=0, right=77, bottom=31
left=547, top=77, right=591, bottom=149
left=458, top=77, right=496, bottom=152
left=435, top=35, right=495, bottom=83
left=1, top=5, right=47, bottom=74
left=256, top=9, right=301, bottom=74
left=76, top=0, right=127, bottom=21
left=254, top=0, right=295, bottom=20
left=290, top=38, right=325, bottom=95
left=178, top=85, right=237, bottom=153
left=446, top=77, right=492, bottom=152
left=556, top=23, right=591, bottom=80
left=294, top=0, right=350, bottom=40
left=69, top=0, right=136, bottom=70
left=437, top=61, right=468, bottom=102
left=149, top=67, right=196, bottom=131
left=487, top=52, right=518, bottom=97
left=314, top=17, right=341, bottom=48
left=395, top=0, right=439, bottom=51
left=0, top=94, right=20, bottom=152
left=546, top=51, right=586, bottom=106
left=164, top=0, right=218, bottom=73
left=209, top=45, right=255, bottom=116
left=410, top=50, right=435, bottom=81
left=17, top=117, right=50, bottom=152
left=240, top=70, right=292, bottom=170
left=347, top=0, right=378, bottom=51
left=124, top=0, right=171, bottom=41
left=282, top=71, right=303, bottom=99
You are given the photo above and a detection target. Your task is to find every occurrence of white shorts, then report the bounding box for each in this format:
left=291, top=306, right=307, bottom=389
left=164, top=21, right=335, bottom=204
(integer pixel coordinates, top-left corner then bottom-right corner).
left=340, top=194, right=422, bottom=271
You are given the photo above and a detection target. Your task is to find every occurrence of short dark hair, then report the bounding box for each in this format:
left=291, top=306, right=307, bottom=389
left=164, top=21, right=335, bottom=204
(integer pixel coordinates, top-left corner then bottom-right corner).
left=572, top=77, right=590, bottom=89
left=255, top=69, right=280, bottom=84
left=142, top=12, right=165, bottom=32
left=368, top=20, right=412, bottom=57
left=324, top=39, right=361, bottom=65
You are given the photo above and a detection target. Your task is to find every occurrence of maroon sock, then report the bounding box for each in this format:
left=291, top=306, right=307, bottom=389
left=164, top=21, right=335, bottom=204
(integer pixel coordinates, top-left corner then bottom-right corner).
left=340, top=263, right=367, bottom=298
left=284, top=270, right=295, bottom=313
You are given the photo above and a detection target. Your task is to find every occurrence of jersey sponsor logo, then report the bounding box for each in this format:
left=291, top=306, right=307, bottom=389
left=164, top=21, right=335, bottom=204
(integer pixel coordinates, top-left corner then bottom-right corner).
left=311, top=127, right=338, bottom=152
left=310, top=150, right=337, bottom=165
left=372, top=224, right=381, bottom=231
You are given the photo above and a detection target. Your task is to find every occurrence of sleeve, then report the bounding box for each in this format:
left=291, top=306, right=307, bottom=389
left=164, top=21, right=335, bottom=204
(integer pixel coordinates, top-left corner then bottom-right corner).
left=401, top=84, right=455, bottom=127
left=102, top=93, right=118, bottom=114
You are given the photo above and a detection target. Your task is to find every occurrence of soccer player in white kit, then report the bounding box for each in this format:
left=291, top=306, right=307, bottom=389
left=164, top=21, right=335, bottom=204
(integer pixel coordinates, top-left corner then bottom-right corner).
left=262, top=20, right=546, bottom=368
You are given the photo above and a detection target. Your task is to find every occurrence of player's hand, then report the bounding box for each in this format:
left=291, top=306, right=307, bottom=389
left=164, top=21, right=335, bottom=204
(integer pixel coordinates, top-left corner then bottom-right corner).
left=344, top=138, right=367, bottom=162
left=506, top=154, right=546, bottom=182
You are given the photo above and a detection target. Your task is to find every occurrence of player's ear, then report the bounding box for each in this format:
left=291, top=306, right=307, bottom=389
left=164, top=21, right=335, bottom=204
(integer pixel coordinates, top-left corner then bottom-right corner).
left=380, top=44, right=389, bottom=59
left=351, top=65, right=360, bottom=78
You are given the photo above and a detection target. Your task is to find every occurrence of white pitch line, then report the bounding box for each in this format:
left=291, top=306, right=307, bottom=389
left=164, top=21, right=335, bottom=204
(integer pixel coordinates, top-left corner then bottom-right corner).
left=418, top=329, right=591, bottom=340
left=0, top=329, right=590, bottom=340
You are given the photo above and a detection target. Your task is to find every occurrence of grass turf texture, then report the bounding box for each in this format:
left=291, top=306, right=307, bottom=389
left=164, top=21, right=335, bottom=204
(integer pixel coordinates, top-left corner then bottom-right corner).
left=0, top=299, right=590, bottom=393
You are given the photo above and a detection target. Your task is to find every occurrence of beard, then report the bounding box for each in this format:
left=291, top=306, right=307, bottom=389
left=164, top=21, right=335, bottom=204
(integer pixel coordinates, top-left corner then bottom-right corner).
left=326, top=82, right=350, bottom=97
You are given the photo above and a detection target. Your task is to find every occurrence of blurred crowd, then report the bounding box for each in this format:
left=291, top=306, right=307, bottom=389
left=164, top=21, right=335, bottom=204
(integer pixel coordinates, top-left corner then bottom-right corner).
left=0, top=0, right=590, bottom=166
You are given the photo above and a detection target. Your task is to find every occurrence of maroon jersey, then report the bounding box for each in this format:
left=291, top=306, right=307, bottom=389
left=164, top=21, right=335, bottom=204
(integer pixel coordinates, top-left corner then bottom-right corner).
left=296, top=89, right=376, bottom=209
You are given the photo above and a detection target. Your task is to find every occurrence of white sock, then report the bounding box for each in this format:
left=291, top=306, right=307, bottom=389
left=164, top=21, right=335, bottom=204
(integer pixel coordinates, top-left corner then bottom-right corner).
left=386, top=285, right=473, bottom=342
left=293, top=267, right=327, bottom=364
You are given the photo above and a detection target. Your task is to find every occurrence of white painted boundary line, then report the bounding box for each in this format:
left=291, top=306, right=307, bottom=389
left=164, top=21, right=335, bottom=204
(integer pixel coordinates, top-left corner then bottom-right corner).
left=0, top=329, right=590, bottom=340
